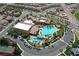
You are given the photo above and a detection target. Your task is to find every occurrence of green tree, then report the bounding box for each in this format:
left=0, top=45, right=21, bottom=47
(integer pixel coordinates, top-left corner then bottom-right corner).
left=0, top=37, right=9, bottom=46
left=14, top=44, right=22, bottom=56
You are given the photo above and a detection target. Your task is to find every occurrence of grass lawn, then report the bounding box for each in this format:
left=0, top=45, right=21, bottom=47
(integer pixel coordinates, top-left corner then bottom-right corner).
left=64, top=46, right=74, bottom=56
left=0, top=46, right=13, bottom=53
left=64, top=35, right=79, bottom=56
left=74, top=11, right=79, bottom=21
left=57, top=24, right=66, bottom=38
left=72, top=35, right=79, bottom=48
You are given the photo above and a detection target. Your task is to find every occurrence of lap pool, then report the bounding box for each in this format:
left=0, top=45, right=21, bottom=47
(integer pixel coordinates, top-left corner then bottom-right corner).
left=39, top=25, right=59, bottom=37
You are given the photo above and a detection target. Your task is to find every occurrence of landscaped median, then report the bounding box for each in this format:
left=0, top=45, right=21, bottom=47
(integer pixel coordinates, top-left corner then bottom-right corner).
left=74, top=11, right=79, bottom=21
left=72, top=35, right=79, bottom=48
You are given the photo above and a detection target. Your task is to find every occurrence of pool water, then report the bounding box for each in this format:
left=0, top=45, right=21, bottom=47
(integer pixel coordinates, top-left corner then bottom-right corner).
left=30, top=25, right=59, bottom=43
left=30, top=36, right=43, bottom=43
left=40, top=25, right=59, bottom=37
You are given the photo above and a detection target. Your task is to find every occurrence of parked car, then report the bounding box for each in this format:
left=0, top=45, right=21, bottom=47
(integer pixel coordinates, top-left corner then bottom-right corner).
left=36, top=48, right=41, bottom=51
left=17, top=36, right=24, bottom=41
left=28, top=46, right=32, bottom=49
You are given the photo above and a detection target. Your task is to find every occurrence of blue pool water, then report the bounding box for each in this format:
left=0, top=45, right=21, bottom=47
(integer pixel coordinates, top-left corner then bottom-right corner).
left=30, top=25, right=58, bottom=43
left=31, top=36, right=43, bottom=43
left=40, top=25, right=59, bottom=37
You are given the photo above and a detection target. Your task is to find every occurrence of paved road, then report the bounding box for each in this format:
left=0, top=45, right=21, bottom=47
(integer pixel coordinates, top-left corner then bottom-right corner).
left=6, top=26, right=73, bottom=56
left=61, top=3, right=79, bottom=32
left=61, top=3, right=79, bottom=39
left=61, top=3, right=79, bottom=26
left=61, top=27, right=74, bottom=44
left=7, top=36, right=67, bottom=56
left=68, top=23, right=79, bottom=30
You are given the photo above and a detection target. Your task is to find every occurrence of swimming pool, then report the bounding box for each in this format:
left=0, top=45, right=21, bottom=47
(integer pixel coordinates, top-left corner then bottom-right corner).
left=39, top=25, right=59, bottom=37
left=30, top=36, right=43, bottom=43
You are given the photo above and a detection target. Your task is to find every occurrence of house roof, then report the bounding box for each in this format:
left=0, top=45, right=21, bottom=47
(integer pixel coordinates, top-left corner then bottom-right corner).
left=0, top=20, right=8, bottom=25
left=24, top=19, right=34, bottom=25
left=14, top=23, right=33, bottom=31
left=40, top=19, right=46, bottom=22
left=71, top=48, right=79, bottom=55
left=5, top=16, right=13, bottom=21
left=29, top=25, right=39, bottom=35
left=0, top=15, right=4, bottom=20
